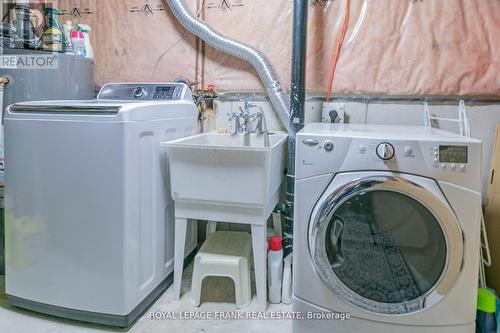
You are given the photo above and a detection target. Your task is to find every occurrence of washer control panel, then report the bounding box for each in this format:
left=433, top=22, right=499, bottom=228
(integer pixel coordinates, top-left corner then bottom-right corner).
left=98, top=83, right=186, bottom=101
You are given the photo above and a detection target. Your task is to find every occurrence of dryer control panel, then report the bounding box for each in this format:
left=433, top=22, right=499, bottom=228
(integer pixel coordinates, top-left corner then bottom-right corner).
left=97, top=83, right=188, bottom=101
left=295, top=123, right=482, bottom=192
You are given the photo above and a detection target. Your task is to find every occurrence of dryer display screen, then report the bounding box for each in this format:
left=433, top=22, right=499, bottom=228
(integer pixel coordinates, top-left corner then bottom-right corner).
left=439, top=145, right=468, bottom=163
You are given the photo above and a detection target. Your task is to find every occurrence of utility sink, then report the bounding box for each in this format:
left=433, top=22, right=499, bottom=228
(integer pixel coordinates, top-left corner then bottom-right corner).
left=162, top=132, right=288, bottom=209
left=164, top=131, right=288, bottom=313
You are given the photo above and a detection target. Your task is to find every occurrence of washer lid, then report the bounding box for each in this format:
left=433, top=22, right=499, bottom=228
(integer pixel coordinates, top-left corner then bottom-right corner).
left=308, top=171, right=463, bottom=315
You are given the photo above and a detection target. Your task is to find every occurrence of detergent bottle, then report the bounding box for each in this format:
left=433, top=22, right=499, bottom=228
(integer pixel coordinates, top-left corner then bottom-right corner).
left=42, top=7, right=64, bottom=52
left=267, top=236, right=283, bottom=304
left=76, top=24, right=93, bottom=60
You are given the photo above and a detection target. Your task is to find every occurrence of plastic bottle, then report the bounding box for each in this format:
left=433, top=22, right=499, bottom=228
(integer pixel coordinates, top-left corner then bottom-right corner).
left=42, top=7, right=64, bottom=52
left=268, top=236, right=283, bottom=304
left=76, top=24, right=93, bottom=60
left=62, top=20, right=73, bottom=55
left=477, top=288, right=497, bottom=333
left=281, top=253, right=292, bottom=304
left=70, top=31, right=86, bottom=57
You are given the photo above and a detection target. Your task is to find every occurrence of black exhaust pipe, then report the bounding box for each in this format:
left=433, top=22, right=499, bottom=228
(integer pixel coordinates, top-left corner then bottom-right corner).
left=284, top=0, right=308, bottom=254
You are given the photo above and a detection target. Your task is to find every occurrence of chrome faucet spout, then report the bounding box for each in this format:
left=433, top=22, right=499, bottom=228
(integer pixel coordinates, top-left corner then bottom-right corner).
left=254, top=112, right=270, bottom=147
left=246, top=103, right=269, bottom=147
left=227, top=101, right=270, bottom=147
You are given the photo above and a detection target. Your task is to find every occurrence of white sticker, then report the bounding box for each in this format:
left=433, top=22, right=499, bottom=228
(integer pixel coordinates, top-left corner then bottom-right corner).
left=293, top=117, right=300, bottom=124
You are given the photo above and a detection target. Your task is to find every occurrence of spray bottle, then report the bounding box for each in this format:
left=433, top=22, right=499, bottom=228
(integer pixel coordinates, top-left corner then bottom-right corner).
left=42, top=7, right=64, bottom=53
left=76, top=24, right=93, bottom=60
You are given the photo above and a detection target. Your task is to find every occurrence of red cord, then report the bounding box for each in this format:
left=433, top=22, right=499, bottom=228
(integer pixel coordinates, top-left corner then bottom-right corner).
left=326, top=0, right=351, bottom=101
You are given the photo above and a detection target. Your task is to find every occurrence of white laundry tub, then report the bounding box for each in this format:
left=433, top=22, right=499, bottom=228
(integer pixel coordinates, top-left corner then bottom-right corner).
left=162, top=132, right=288, bottom=210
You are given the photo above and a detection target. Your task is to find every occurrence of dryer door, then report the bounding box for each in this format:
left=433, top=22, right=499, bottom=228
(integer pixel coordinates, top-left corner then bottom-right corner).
left=308, top=173, right=463, bottom=315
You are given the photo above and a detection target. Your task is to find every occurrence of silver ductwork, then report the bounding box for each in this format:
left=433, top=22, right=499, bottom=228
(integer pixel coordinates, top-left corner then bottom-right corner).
left=164, top=0, right=290, bottom=131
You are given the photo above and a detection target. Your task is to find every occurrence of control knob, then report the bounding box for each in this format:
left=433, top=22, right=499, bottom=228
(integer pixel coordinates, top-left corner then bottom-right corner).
left=133, top=87, right=146, bottom=99
left=323, top=141, right=334, bottom=152
left=376, top=142, right=395, bottom=160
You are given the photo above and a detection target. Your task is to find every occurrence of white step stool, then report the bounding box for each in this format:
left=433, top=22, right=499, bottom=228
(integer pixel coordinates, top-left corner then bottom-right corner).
left=174, top=219, right=268, bottom=311
left=191, top=231, right=252, bottom=309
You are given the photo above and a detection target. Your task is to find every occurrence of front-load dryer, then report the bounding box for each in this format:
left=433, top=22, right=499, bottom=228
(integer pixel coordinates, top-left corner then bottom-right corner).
left=4, top=83, right=198, bottom=327
left=293, top=123, right=482, bottom=333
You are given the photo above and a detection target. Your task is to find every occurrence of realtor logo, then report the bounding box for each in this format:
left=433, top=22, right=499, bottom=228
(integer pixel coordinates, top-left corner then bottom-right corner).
left=0, top=54, right=59, bottom=70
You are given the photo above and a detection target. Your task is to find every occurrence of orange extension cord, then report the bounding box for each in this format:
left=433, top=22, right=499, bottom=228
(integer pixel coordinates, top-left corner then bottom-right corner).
left=326, top=0, right=351, bottom=101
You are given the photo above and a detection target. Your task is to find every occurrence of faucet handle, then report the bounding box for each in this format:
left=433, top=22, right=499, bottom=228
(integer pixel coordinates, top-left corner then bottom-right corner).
left=238, top=106, right=253, bottom=119
left=227, top=112, right=238, bottom=121
left=227, top=112, right=241, bottom=135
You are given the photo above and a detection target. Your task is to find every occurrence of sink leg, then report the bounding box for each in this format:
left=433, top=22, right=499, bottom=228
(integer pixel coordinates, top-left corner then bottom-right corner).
left=251, top=224, right=267, bottom=312
left=206, top=221, right=218, bottom=237
left=174, top=217, right=188, bottom=300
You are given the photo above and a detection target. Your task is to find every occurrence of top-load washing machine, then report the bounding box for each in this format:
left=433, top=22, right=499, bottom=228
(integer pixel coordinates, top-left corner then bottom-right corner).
left=4, top=83, right=198, bottom=327
left=293, top=123, right=482, bottom=333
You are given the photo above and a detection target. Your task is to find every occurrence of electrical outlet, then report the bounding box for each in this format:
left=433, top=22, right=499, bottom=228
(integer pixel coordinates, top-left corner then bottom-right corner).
left=321, top=102, right=345, bottom=123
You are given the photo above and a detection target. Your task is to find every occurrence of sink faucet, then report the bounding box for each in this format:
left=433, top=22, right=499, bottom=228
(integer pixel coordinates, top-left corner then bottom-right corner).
left=247, top=103, right=270, bottom=147
left=227, top=100, right=270, bottom=147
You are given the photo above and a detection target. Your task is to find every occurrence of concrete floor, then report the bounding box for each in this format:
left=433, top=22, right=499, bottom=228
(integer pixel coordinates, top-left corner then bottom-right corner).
left=0, top=264, right=292, bottom=333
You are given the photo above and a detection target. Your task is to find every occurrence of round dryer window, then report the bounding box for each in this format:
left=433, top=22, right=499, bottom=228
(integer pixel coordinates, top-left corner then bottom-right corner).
left=309, top=175, right=463, bottom=315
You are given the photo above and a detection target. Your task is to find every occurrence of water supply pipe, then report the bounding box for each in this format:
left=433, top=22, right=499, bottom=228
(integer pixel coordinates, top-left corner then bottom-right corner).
left=164, top=0, right=290, bottom=131
left=0, top=77, right=9, bottom=124
left=283, top=0, right=308, bottom=253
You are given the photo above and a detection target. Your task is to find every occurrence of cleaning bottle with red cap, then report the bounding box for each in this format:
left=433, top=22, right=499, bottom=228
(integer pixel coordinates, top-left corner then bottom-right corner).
left=268, top=236, right=283, bottom=303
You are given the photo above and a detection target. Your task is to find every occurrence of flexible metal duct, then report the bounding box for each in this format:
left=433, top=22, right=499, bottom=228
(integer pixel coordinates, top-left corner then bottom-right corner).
left=164, top=0, right=290, bottom=131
